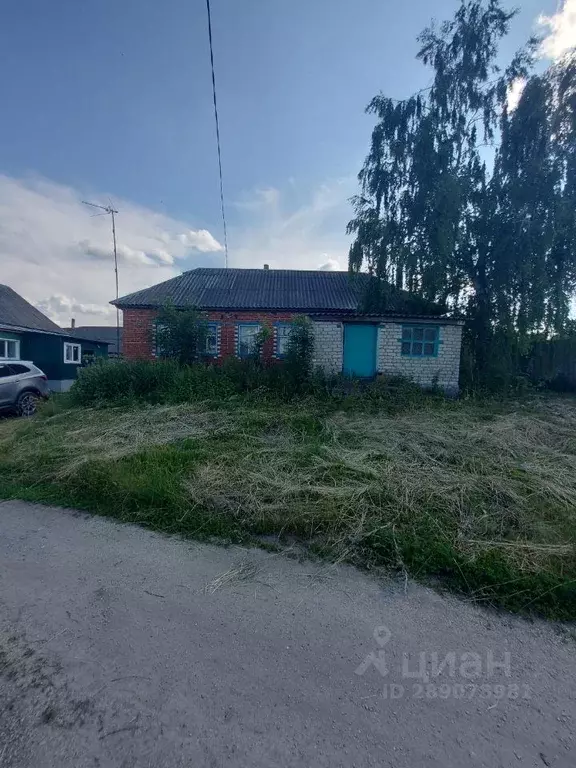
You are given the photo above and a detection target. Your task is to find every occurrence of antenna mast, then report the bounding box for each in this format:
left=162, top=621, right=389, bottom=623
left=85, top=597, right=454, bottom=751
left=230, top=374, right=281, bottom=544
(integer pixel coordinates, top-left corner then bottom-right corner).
left=82, top=200, right=121, bottom=358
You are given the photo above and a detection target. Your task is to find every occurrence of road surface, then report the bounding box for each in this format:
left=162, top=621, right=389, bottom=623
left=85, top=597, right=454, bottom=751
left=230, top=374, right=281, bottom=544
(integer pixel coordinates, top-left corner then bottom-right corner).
left=0, top=501, right=574, bottom=767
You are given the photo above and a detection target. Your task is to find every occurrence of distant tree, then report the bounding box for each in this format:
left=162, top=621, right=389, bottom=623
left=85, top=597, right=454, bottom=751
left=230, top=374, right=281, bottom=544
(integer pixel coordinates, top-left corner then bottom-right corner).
left=155, top=303, right=209, bottom=366
left=348, top=0, right=576, bottom=385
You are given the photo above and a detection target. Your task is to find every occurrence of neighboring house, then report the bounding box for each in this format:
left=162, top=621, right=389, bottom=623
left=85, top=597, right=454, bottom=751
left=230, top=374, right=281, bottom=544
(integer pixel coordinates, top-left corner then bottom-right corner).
left=0, top=285, right=109, bottom=392
left=112, top=267, right=464, bottom=392
left=65, top=324, right=123, bottom=357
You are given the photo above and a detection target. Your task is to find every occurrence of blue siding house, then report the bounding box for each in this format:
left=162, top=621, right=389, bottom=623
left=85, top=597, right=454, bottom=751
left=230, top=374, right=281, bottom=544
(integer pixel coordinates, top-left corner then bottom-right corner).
left=0, top=285, right=109, bottom=392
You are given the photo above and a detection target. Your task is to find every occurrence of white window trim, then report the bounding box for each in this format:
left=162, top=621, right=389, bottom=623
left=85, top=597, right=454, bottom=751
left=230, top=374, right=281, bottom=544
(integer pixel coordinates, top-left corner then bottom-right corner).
left=274, top=324, right=292, bottom=358
left=0, top=337, right=21, bottom=360
left=236, top=323, right=261, bottom=358
left=64, top=342, right=82, bottom=364
left=205, top=322, right=220, bottom=357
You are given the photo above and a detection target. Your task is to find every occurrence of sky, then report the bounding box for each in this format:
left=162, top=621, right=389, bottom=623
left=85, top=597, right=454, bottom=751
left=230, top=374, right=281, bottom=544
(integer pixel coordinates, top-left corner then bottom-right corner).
left=0, top=0, right=574, bottom=325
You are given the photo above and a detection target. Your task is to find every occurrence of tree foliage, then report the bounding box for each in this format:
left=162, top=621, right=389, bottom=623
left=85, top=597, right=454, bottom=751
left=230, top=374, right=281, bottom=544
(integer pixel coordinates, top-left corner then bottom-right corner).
left=285, top=315, right=315, bottom=387
left=348, top=0, right=576, bottom=385
left=155, top=303, right=209, bottom=366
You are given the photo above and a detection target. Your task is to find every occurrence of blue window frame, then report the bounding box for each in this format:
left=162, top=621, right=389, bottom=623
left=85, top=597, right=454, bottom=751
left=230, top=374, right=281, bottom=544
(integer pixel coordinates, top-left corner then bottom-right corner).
left=275, top=323, right=292, bottom=358
left=154, top=321, right=167, bottom=358
left=206, top=323, right=219, bottom=356
left=237, top=323, right=261, bottom=358
left=400, top=325, right=439, bottom=357
left=155, top=321, right=220, bottom=357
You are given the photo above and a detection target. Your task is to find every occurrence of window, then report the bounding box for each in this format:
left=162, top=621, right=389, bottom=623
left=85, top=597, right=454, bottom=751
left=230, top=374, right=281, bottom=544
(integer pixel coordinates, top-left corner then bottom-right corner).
left=154, top=322, right=166, bottom=358
left=64, top=342, right=81, bottom=363
left=155, top=322, right=219, bottom=358
left=275, top=324, right=292, bottom=358
left=400, top=326, right=439, bottom=357
left=0, top=364, right=12, bottom=378
left=237, top=324, right=260, bottom=358
left=8, top=364, right=31, bottom=375
left=0, top=338, right=20, bottom=360
left=206, top=323, right=219, bottom=356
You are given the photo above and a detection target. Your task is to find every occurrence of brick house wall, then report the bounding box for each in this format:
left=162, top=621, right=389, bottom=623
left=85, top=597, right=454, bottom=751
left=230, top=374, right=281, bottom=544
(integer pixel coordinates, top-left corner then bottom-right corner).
left=312, top=321, right=343, bottom=374
left=377, top=322, right=463, bottom=393
left=122, top=309, right=158, bottom=360
left=121, top=309, right=463, bottom=392
left=121, top=308, right=297, bottom=362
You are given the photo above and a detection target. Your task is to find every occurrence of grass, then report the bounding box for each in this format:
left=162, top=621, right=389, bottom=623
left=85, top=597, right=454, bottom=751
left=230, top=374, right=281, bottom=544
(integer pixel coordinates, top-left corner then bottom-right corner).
left=0, top=394, right=575, bottom=618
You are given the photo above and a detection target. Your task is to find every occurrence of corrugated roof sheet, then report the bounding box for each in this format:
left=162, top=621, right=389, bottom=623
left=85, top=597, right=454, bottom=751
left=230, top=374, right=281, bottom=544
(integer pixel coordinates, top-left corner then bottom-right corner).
left=113, top=268, right=374, bottom=312
left=65, top=326, right=122, bottom=354
left=0, top=285, right=66, bottom=334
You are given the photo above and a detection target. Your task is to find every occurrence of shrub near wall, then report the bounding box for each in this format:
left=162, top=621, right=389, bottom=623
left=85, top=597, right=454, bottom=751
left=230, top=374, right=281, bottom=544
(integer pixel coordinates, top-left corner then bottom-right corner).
left=70, top=360, right=237, bottom=405
left=69, top=358, right=441, bottom=412
left=71, top=359, right=180, bottom=404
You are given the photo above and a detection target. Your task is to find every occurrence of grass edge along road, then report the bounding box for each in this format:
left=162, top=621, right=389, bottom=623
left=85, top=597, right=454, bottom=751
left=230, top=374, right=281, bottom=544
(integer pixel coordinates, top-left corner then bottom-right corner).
left=0, top=395, right=575, bottom=619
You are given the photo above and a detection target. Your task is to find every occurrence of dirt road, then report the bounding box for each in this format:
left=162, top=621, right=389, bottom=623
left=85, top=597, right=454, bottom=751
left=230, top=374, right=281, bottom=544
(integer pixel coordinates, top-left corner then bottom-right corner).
left=0, top=500, right=574, bottom=767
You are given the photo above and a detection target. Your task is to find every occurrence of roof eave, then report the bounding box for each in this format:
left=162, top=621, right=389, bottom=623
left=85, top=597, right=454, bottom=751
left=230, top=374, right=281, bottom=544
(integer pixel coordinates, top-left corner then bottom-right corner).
left=112, top=304, right=462, bottom=322
left=0, top=322, right=67, bottom=337
left=309, top=312, right=464, bottom=324
left=113, top=302, right=361, bottom=313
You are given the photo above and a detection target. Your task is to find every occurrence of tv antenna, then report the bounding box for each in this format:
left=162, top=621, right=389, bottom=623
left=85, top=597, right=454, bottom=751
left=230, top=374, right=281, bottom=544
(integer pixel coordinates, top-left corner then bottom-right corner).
left=82, top=200, right=121, bottom=358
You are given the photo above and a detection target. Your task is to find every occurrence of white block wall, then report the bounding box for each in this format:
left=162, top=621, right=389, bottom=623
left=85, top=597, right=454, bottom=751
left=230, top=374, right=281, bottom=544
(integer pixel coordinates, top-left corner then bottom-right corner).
left=312, top=319, right=463, bottom=393
left=312, top=321, right=343, bottom=374
left=377, top=322, right=463, bottom=393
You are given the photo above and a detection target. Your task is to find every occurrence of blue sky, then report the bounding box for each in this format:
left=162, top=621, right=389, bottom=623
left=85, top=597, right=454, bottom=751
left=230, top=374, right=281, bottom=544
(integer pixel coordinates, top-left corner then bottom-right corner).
left=0, top=0, right=572, bottom=323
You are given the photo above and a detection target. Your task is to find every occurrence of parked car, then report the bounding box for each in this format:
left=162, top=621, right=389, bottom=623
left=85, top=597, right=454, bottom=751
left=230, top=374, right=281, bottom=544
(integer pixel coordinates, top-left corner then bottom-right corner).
left=0, top=361, right=50, bottom=416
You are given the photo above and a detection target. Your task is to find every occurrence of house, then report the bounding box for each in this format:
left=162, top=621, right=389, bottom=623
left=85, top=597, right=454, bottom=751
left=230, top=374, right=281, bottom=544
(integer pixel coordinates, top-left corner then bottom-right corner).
left=64, top=324, right=123, bottom=357
left=112, top=267, right=464, bottom=392
left=0, top=285, right=109, bottom=392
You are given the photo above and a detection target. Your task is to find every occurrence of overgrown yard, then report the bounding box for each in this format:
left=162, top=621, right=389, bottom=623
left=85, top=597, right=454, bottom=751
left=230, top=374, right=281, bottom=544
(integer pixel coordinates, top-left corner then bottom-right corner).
left=1, top=396, right=575, bottom=618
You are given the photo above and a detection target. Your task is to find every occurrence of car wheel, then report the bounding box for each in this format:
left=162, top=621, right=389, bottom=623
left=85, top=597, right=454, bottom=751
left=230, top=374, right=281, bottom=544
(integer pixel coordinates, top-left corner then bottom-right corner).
left=17, top=391, right=39, bottom=417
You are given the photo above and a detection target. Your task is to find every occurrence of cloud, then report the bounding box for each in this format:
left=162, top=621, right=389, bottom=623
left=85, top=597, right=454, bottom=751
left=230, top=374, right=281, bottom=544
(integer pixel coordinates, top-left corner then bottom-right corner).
left=234, top=187, right=281, bottom=212
left=178, top=229, right=223, bottom=251
left=539, top=0, right=576, bottom=60
left=230, top=177, right=354, bottom=272
left=36, top=294, right=112, bottom=321
left=0, top=174, right=222, bottom=325
left=318, top=258, right=342, bottom=271
left=79, top=239, right=156, bottom=267
left=507, top=77, right=526, bottom=112
left=0, top=171, right=354, bottom=327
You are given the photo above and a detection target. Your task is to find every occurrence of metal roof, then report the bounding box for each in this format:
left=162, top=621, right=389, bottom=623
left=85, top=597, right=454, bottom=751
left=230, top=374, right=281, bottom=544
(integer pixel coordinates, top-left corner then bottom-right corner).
left=65, top=326, right=122, bottom=354
left=0, top=284, right=66, bottom=334
left=112, top=268, right=379, bottom=312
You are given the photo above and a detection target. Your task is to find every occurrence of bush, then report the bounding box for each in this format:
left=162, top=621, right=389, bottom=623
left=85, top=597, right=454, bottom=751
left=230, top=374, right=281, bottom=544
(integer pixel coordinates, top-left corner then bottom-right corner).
left=155, top=304, right=209, bottom=365
left=71, top=359, right=181, bottom=405
left=70, top=357, right=444, bottom=414
left=284, top=316, right=315, bottom=393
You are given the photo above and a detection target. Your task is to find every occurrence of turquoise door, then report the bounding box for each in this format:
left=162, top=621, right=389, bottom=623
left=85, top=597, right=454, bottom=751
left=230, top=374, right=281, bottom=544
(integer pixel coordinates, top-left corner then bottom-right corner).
left=343, top=324, right=378, bottom=377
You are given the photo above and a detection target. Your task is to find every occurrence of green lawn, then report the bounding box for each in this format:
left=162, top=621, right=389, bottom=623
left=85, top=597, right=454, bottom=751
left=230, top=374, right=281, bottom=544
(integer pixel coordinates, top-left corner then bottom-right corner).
left=1, top=395, right=575, bottom=618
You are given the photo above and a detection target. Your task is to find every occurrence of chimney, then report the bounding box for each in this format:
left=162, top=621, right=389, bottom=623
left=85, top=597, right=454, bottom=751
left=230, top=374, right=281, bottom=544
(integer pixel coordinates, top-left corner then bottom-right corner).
left=263, top=264, right=269, bottom=270
left=71, top=318, right=76, bottom=329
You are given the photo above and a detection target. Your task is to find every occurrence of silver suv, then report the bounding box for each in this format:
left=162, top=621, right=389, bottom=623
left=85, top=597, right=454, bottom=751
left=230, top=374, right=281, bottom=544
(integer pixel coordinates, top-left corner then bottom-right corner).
left=0, top=361, right=50, bottom=416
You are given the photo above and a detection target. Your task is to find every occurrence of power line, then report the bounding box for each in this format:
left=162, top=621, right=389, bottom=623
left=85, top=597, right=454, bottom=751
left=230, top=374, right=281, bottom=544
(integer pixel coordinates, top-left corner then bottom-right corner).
left=205, top=0, right=229, bottom=268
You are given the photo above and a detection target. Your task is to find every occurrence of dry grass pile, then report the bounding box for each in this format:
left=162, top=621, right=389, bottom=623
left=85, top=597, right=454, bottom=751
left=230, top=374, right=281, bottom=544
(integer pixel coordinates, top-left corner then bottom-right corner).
left=180, top=401, right=576, bottom=578
left=0, top=396, right=575, bottom=616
